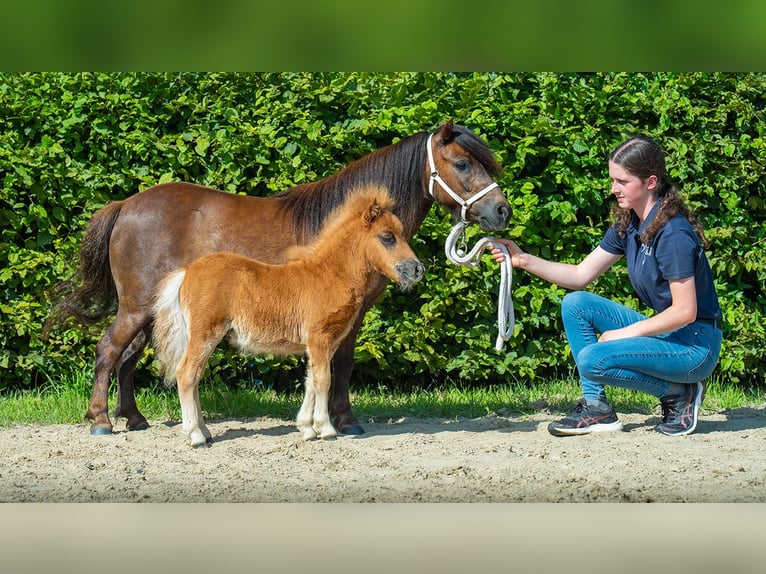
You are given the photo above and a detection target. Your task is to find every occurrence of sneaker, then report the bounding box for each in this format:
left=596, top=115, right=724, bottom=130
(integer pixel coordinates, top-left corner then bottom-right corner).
left=656, top=381, right=706, bottom=436
left=547, top=398, right=623, bottom=436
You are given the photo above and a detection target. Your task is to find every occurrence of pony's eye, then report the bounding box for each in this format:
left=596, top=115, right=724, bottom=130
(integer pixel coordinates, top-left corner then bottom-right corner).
left=454, top=159, right=470, bottom=172
left=379, top=232, right=396, bottom=246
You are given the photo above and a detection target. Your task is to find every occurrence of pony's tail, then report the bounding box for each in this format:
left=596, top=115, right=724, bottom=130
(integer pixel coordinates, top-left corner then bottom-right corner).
left=151, top=270, right=188, bottom=386
left=43, top=201, right=123, bottom=339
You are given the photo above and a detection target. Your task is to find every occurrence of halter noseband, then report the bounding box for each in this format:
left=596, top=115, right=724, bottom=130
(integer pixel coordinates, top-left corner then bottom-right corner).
left=427, top=133, right=500, bottom=223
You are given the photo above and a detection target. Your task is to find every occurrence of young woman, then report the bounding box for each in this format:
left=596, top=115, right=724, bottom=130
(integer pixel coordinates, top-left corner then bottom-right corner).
left=491, top=135, right=722, bottom=437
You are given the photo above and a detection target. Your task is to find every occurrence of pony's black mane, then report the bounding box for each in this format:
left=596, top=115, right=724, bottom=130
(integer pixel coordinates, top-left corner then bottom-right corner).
left=275, top=124, right=500, bottom=243
left=275, top=131, right=427, bottom=243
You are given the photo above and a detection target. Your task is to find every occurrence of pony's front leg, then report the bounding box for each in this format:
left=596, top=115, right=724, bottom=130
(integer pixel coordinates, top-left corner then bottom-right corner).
left=296, top=366, right=318, bottom=441
left=176, top=355, right=212, bottom=448
left=308, top=353, right=337, bottom=440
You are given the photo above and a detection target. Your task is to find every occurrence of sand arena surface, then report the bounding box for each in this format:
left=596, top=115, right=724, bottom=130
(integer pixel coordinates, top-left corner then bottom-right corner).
left=2, top=406, right=765, bottom=502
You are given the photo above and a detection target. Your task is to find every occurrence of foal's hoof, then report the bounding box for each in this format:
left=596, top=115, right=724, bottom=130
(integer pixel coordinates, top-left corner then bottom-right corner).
left=192, top=438, right=213, bottom=449
left=339, top=423, right=365, bottom=436
left=90, top=423, right=113, bottom=436
left=300, top=429, right=318, bottom=441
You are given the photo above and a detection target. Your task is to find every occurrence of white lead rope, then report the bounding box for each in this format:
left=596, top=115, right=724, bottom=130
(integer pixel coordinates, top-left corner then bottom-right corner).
left=445, top=222, right=515, bottom=351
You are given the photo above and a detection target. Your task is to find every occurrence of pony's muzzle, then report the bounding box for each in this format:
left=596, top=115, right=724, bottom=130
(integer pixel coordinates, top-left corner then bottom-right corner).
left=395, top=259, right=425, bottom=291
left=476, top=200, right=511, bottom=232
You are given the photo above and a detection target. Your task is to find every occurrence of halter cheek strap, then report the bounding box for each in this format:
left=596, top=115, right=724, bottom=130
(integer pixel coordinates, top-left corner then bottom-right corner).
left=427, top=133, right=500, bottom=223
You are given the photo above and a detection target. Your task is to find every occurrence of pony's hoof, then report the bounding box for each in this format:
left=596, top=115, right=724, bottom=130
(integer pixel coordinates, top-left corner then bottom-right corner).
left=192, top=438, right=213, bottom=449
left=90, top=424, right=113, bottom=436
left=127, top=420, right=149, bottom=431
left=339, top=423, right=365, bottom=436
left=127, top=418, right=150, bottom=431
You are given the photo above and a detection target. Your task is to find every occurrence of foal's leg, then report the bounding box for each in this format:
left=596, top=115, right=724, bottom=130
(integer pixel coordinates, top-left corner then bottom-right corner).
left=175, top=349, right=213, bottom=448
left=192, top=379, right=211, bottom=442
left=114, top=326, right=151, bottom=431
left=308, top=349, right=337, bottom=440
left=175, top=330, right=218, bottom=448
left=85, top=311, right=147, bottom=435
left=296, top=364, right=318, bottom=440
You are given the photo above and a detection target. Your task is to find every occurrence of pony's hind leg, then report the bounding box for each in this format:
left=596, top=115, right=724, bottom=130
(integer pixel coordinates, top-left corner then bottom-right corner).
left=114, top=326, right=151, bottom=431
left=85, top=312, right=148, bottom=435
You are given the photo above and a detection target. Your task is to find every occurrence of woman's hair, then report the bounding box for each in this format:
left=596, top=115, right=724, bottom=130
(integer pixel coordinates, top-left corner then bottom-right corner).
left=608, top=135, right=708, bottom=248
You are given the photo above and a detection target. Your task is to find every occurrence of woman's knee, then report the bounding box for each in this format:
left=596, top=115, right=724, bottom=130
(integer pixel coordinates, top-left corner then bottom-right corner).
left=562, top=291, right=596, bottom=318
left=575, top=345, right=603, bottom=379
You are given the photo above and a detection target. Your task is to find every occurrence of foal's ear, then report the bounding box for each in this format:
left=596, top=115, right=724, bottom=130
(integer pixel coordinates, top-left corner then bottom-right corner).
left=364, top=199, right=382, bottom=226
left=437, top=119, right=455, bottom=144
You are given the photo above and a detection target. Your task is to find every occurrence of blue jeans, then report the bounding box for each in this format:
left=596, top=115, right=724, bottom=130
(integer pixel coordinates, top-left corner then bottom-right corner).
left=561, top=291, right=723, bottom=402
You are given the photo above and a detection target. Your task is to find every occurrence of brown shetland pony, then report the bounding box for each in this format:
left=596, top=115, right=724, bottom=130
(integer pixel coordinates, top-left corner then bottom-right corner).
left=45, top=120, right=510, bottom=436
left=152, top=187, right=424, bottom=447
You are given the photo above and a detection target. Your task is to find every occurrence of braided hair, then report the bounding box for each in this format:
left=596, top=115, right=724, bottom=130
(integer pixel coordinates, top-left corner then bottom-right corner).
left=608, top=136, right=708, bottom=248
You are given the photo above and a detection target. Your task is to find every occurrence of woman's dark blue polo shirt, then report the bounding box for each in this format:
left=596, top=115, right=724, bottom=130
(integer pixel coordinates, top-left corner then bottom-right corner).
left=599, top=203, right=721, bottom=321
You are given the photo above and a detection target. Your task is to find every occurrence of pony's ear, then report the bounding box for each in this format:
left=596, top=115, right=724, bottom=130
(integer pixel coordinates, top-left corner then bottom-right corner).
left=437, top=119, right=455, bottom=144
left=364, top=199, right=382, bottom=226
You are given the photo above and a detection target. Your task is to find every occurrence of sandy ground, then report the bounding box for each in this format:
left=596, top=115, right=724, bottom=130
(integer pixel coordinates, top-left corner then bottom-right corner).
left=2, top=405, right=765, bottom=503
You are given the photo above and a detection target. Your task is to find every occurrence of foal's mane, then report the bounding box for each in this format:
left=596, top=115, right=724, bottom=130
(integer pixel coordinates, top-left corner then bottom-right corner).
left=274, top=124, right=500, bottom=243
left=285, top=185, right=395, bottom=262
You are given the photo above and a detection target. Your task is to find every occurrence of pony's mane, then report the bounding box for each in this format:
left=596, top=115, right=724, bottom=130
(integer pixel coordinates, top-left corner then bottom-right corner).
left=274, top=132, right=426, bottom=243
left=285, top=185, right=395, bottom=262
left=273, top=124, right=500, bottom=243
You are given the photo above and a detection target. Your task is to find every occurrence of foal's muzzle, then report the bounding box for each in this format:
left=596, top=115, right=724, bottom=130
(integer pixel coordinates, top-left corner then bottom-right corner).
left=395, top=259, right=426, bottom=291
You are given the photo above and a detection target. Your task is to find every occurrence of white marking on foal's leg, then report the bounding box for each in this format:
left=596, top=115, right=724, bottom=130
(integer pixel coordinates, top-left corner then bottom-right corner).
left=313, top=388, right=337, bottom=439
left=310, top=359, right=337, bottom=440
left=177, top=357, right=211, bottom=448
left=193, top=384, right=212, bottom=443
left=296, top=368, right=318, bottom=440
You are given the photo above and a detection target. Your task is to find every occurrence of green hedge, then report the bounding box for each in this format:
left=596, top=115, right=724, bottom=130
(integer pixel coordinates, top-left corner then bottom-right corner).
left=2, top=72, right=764, bottom=393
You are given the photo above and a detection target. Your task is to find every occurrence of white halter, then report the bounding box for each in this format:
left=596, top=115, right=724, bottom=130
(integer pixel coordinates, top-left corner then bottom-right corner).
left=426, top=133, right=500, bottom=223
left=429, top=133, right=514, bottom=351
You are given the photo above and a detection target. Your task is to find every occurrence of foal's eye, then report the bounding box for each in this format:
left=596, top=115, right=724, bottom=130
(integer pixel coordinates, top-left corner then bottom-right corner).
left=379, top=232, right=396, bottom=246
left=454, top=159, right=470, bottom=172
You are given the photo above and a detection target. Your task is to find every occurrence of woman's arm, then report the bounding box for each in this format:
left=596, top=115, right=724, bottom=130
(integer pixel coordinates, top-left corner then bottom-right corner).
left=598, top=277, right=698, bottom=341
left=490, top=240, right=621, bottom=290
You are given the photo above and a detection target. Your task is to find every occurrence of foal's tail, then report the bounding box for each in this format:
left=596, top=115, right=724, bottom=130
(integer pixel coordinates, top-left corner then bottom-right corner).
left=43, top=201, right=123, bottom=339
left=151, top=269, right=189, bottom=385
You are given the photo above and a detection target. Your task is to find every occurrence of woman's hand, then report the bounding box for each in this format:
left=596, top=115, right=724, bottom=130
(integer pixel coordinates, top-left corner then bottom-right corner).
left=489, top=238, right=525, bottom=267
left=598, top=328, right=632, bottom=342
